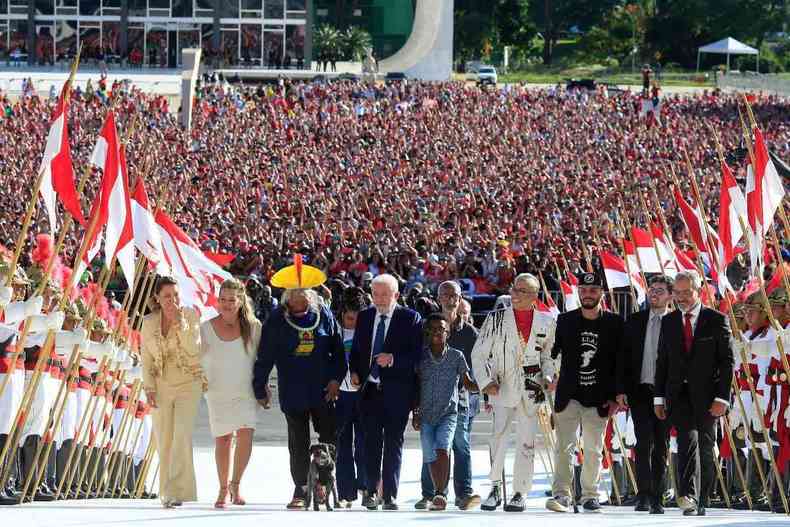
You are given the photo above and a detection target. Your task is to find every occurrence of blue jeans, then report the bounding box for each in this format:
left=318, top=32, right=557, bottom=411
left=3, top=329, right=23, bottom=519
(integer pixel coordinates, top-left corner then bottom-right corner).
left=335, top=390, right=367, bottom=501
left=420, top=412, right=458, bottom=464
left=421, top=398, right=477, bottom=498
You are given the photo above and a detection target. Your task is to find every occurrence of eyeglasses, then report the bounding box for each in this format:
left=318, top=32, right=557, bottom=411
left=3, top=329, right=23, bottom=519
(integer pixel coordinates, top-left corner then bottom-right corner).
left=511, top=288, right=538, bottom=296
left=648, top=288, right=669, bottom=295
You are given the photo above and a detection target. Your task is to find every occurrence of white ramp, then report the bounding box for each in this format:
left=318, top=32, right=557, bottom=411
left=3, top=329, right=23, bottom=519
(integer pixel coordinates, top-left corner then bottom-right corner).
left=379, top=0, right=454, bottom=81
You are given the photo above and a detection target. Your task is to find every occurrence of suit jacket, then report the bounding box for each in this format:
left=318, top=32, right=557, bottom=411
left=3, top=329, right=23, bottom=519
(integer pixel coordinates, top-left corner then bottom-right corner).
left=471, top=306, right=557, bottom=408
left=349, top=305, right=422, bottom=413
left=552, top=309, right=623, bottom=417
left=617, top=309, right=652, bottom=401
left=654, top=307, right=734, bottom=417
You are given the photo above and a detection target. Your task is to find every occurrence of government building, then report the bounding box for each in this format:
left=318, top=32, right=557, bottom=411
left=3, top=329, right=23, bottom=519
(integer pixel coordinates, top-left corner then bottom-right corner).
left=0, top=0, right=414, bottom=68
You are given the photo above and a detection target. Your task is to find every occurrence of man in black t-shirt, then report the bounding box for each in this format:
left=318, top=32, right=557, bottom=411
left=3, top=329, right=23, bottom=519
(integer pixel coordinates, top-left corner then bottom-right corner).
left=546, top=273, right=623, bottom=514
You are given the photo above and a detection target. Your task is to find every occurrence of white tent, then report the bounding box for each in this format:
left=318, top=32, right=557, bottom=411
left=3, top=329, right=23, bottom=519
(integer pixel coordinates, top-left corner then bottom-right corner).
left=697, top=37, right=759, bottom=72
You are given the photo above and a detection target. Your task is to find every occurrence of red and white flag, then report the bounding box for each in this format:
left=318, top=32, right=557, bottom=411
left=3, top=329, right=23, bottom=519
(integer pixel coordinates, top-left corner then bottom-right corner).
left=130, top=177, right=169, bottom=275
left=155, top=211, right=231, bottom=320
left=718, top=160, right=747, bottom=269
left=746, top=126, right=786, bottom=277
left=561, top=274, right=580, bottom=311
left=600, top=251, right=646, bottom=304
left=674, top=188, right=709, bottom=254
left=88, top=111, right=135, bottom=292
left=629, top=227, right=662, bottom=273
left=536, top=298, right=559, bottom=319
left=38, top=89, right=84, bottom=232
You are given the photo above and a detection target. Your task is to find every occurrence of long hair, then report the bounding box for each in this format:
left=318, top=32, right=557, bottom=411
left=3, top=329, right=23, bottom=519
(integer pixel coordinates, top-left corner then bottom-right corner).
left=220, top=278, right=256, bottom=353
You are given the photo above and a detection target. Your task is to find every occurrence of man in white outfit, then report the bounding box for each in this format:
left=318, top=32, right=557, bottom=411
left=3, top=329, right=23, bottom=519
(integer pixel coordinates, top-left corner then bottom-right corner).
left=472, top=273, right=557, bottom=512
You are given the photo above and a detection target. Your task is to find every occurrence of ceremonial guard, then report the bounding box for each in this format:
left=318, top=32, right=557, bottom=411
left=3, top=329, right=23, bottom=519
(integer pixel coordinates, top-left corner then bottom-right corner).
left=767, top=289, right=790, bottom=512
left=471, top=273, right=557, bottom=512
left=732, top=292, right=773, bottom=511
left=0, top=263, right=40, bottom=504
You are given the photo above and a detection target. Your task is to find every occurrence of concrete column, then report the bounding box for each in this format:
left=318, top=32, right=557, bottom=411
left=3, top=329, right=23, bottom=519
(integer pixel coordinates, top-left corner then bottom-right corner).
left=304, top=0, right=313, bottom=65
left=120, top=0, right=129, bottom=58
left=180, top=48, right=202, bottom=131
left=27, top=0, right=36, bottom=66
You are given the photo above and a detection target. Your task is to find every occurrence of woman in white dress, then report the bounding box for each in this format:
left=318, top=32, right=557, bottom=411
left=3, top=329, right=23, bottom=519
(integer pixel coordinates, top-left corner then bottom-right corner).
left=200, top=278, right=261, bottom=509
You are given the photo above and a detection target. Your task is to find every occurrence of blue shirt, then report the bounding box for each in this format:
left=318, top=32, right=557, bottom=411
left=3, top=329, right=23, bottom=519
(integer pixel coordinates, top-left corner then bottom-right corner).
left=418, top=346, right=469, bottom=425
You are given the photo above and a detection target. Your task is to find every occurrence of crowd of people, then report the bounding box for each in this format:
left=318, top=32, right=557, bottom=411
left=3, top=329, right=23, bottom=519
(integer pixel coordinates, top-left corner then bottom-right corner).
left=0, top=78, right=788, bottom=298
left=1, top=74, right=790, bottom=514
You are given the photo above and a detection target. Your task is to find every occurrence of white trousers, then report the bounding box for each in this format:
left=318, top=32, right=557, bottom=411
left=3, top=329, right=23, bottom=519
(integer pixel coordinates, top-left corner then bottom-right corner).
left=488, top=393, right=542, bottom=495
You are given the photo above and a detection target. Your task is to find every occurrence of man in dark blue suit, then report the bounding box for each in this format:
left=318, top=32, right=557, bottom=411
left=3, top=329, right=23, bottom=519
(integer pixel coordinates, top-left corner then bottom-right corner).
left=349, top=274, right=422, bottom=510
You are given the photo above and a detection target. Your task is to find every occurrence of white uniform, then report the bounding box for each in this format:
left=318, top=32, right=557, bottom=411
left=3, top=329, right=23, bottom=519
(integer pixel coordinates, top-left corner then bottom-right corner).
left=472, top=306, right=557, bottom=495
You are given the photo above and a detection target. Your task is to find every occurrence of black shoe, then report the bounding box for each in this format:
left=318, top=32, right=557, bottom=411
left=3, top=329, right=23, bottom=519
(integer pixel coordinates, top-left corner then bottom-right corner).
left=754, top=499, right=772, bottom=512
left=33, top=486, right=56, bottom=502
left=772, top=502, right=788, bottom=514
left=683, top=506, right=706, bottom=516
left=504, top=492, right=525, bottom=512
left=635, top=495, right=650, bottom=512
left=649, top=501, right=664, bottom=514
left=382, top=498, right=398, bottom=511
left=582, top=498, right=603, bottom=513
left=362, top=493, right=379, bottom=510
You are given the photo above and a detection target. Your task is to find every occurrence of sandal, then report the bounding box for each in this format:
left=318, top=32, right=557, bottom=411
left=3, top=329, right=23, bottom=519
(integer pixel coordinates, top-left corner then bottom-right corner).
left=229, top=481, right=246, bottom=506
left=215, top=486, right=229, bottom=509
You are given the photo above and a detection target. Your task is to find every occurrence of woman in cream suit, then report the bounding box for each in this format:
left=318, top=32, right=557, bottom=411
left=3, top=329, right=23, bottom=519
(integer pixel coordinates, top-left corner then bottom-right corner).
left=200, top=278, right=261, bottom=509
left=141, top=276, right=205, bottom=509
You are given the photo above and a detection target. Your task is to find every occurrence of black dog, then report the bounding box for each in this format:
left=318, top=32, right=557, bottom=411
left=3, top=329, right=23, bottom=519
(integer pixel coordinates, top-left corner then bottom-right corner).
left=305, top=443, right=338, bottom=511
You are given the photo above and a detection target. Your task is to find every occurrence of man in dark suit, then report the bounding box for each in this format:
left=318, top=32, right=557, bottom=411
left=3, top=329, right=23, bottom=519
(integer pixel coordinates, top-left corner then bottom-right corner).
left=654, top=271, right=734, bottom=517
left=349, top=274, right=422, bottom=510
left=617, top=275, right=673, bottom=514
left=546, top=272, right=622, bottom=514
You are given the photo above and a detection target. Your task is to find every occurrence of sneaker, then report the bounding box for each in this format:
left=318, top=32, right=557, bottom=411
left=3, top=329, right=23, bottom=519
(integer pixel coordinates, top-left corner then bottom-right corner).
left=415, top=497, right=431, bottom=510
left=504, top=492, right=526, bottom=512
left=582, top=498, right=602, bottom=513
left=457, top=494, right=481, bottom=510
left=430, top=494, right=447, bottom=511
left=337, top=499, right=353, bottom=509
left=676, top=495, right=696, bottom=512
left=546, top=495, right=572, bottom=513
left=362, top=493, right=379, bottom=510
left=481, top=485, right=502, bottom=511
left=382, top=498, right=398, bottom=511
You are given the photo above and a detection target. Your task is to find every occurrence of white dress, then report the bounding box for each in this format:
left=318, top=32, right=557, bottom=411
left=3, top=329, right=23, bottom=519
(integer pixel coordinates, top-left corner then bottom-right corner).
left=200, top=320, right=260, bottom=438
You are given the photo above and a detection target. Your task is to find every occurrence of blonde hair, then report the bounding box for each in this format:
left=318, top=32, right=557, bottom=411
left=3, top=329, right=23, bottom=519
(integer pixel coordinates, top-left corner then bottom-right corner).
left=219, top=278, right=256, bottom=353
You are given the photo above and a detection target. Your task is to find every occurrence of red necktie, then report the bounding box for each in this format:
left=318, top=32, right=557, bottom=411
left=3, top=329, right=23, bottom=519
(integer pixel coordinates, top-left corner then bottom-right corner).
left=683, top=312, right=693, bottom=353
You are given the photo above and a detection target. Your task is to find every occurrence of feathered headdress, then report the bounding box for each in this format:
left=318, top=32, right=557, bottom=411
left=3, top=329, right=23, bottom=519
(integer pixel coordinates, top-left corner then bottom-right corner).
left=270, top=254, right=326, bottom=290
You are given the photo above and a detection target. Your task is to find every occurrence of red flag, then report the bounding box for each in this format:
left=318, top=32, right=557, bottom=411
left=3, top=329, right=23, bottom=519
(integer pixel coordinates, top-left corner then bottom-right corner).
left=674, top=188, right=708, bottom=254
left=38, top=89, right=85, bottom=231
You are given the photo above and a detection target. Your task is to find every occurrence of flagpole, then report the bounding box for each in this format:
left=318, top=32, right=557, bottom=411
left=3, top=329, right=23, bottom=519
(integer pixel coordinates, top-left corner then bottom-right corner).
left=0, top=198, right=113, bottom=488
left=53, top=356, right=110, bottom=499
left=19, top=256, right=120, bottom=502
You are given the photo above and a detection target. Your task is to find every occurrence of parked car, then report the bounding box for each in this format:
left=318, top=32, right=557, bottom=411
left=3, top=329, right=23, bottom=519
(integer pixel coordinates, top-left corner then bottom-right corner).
left=467, top=65, right=497, bottom=85
left=384, top=71, right=408, bottom=85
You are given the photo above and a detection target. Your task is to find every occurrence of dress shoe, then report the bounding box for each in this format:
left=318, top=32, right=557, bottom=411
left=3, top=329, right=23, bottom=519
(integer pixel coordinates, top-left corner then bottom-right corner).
left=362, top=493, right=379, bottom=510
left=649, top=501, right=664, bottom=514
left=683, top=505, right=706, bottom=516
left=634, top=495, right=650, bottom=512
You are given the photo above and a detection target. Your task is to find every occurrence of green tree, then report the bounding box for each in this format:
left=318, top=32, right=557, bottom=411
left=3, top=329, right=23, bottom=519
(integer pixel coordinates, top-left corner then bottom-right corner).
left=645, top=0, right=786, bottom=68
left=342, top=26, right=373, bottom=61
left=313, top=24, right=342, bottom=65
left=529, top=0, right=620, bottom=65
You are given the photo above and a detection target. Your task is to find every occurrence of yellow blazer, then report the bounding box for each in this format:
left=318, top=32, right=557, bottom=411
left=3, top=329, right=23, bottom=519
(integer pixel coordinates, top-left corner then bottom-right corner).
left=141, top=307, right=205, bottom=392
